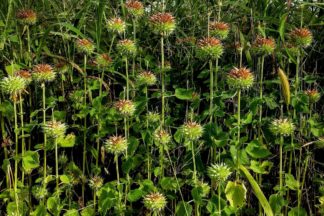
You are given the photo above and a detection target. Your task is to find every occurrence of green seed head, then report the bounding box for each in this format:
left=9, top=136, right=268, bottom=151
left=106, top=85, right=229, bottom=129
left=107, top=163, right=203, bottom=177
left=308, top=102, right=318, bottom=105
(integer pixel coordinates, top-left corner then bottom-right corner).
left=89, top=176, right=104, bottom=189
left=208, top=163, right=232, bottom=184
left=32, top=64, right=56, bottom=82
left=252, top=36, right=276, bottom=56
left=146, top=112, right=160, bottom=123
left=270, top=118, right=295, bottom=136
left=105, top=135, right=128, bottom=155
left=55, top=61, right=70, bottom=74
left=76, top=38, right=95, bottom=55
left=209, top=21, right=230, bottom=39
left=226, top=67, right=254, bottom=89
left=125, top=0, right=144, bottom=17
left=107, top=17, right=126, bottom=34
left=137, top=71, right=157, bottom=86
left=16, top=9, right=37, bottom=25
left=154, top=128, right=171, bottom=146
left=0, top=76, right=27, bottom=98
left=196, top=37, right=223, bottom=60
left=44, top=120, right=66, bottom=139
left=114, top=99, right=136, bottom=117
left=32, top=185, right=48, bottom=200
left=116, top=39, right=137, bottom=57
left=149, top=12, right=176, bottom=36
left=95, top=53, right=113, bottom=68
left=305, top=89, right=321, bottom=103
left=143, top=192, right=167, bottom=212
left=181, top=121, right=204, bottom=141
left=289, top=28, right=313, bottom=48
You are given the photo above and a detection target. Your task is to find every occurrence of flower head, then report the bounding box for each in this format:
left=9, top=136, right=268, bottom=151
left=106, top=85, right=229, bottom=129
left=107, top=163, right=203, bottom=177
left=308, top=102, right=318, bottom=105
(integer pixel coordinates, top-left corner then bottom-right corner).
left=181, top=121, right=204, bottom=141
left=89, top=176, right=104, bottom=190
left=105, top=135, right=128, bottom=155
left=252, top=36, right=276, bottom=55
left=196, top=37, right=223, bottom=60
left=149, top=12, right=176, bottom=36
left=55, top=61, right=70, bottom=74
left=209, top=21, right=230, bottom=39
left=137, top=71, right=157, bottom=86
left=114, top=99, right=136, bottom=116
left=32, top=64, right=56, bottom=82
left=154, top=128, right=171, bottom=146
left=76, top=39, right=95, bottom=55
left=95, top=53, right=113, bottom=68
left=1, top=76, right=27, bottom=99
left=15, top=70, right=32, bottom=83
left=270, top=118, right=295, bottom=136
left=289, top=28, right=313, bottom=48
left=226, top=67, right=254, bottom=89
left=125, top=1, right=144, bottom=17
left=143, top=192, right=167, bottom=212
left=208, top=163, right=232, bottom=184
left=146, top=112, right=160, bottom=123
left=43, top=120, right=66, bottom=138
left=305, top=89, right=321, bottom=103
left=16, top=9, right=37, bottom=25
left=107, top=17, right=126, bottom=34
left=116, top=39, right=137, bottom=57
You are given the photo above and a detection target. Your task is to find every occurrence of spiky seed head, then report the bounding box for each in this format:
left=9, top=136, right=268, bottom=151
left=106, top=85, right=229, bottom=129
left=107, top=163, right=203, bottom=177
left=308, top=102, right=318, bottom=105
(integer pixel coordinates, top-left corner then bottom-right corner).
left=16, top=9, right=37, bottom=25
left=209, top=21, right=230, bottom=39
left=59, top=154, right=68, bottom=165
left=252, top=36, right=276, bottom=55
left=32, top=185, right=48, bottom=200
left=125, top=0, right=144, bottom=17
left=143, top=192, right=167, bottom=212
left=270, top=118, right=295, bottom=136
left=0, top=76, right=27, bottom=99
left=32, top=64, right=56, bottom=82
left=289, top=28, right=313, bottom=48
left=149, top=12, right=176, bottom=36
left=208, top=163, right=232, bottom=184
left=196, top=37, right=223, bottom=60
left=43, top=120, right=66, bottom=138
left=55, top=61, right=70, bottom=74
left=176, top=36, right=196, bottom=46
left=181, top=121, right=204, bottom=141
left=116, top=39, right=137, bottom=57
left=95, top=53, right=113, bottom=68
left=76, top=38, right=95, bottom=55
left=146, top=112, right=160, bottom=123
left=137, top=71, right=157, bottom=86
left=105, top=135, right=128, bottom=155
left=154, top=128, right=171, bottom=146
left=305, top=89, right=321, bottom=103
left=15, top=69, right=32, bottom=84
left=284, top=43, right=300, bottom=57
left=196, top=181, right=211, bottom=197
left=114, top=99, right=136, bottom=117
left=107, top=17, right=126, bottom=34
left=89, top=176, right=104, bottom=189
left=227, top=67, right=254, bottom=89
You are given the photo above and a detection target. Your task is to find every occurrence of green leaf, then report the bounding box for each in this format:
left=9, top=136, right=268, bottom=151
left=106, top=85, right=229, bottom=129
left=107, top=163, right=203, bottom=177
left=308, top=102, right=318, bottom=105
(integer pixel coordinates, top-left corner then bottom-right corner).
left=250, top=160, right=273, bottom=174
left=279, top=13, right=288, bottom=41
left=285, top=174, right=299, bottom=191
left=288, top=207, right=307, bottom=216
left=58, top=133, right=76, bottom=147
left=269, top=194, right=287, bottom=215
left=63, top=209, right=79, bottom=216
left=5, top=64, right=21, bottom=76
left=225, top=181, right=247, bottom=209
left=245, top=140, right=271, bottom=159
left=81, top=206, right=95, bottom=216
left=191, top=187, right=203, bottom=204
left=98, top=186, right=118, bottom=215
left=127, top=189, right=144, bottom=202
left=60, top=175, right=72, bottom=184
left=160, top=177, right=179, bottom=191
left=22, top=151, right=40, bottom=171
left=176, top=201, right=192, bottom=216
left=30, top=204, right=48, bottom=216
left=175, top=88, right=194, bottom=100
left=47, top=196, right=61, bottom=216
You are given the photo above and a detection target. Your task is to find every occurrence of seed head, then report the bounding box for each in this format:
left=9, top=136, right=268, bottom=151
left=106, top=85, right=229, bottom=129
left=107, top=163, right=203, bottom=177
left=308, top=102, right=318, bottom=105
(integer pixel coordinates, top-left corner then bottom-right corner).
left=114, top=99, right=136, bottom=117
left=43, top=120, right=66, bottom=138
left=32, top=185, right=48, bottom=200
left=181, top=121, right=204, bottom=141
left=32, top=64, right=56, bottom=82
left=55, top=61, right=70, bottom=74
left=289, top=28, right=313, bottom=48
left=76, top=38, right=95, bottom=55
left=270, top=118, right=295, bottom=136
left=146, top=112, right=160, bottom=123
left=154, top=128, right=171, bottom=146
left=15, top=69, right=32, bottom=84
left=105, top=135, right=128, bottom=155
left=125, top=1, right=144, bottom=17
left=107, top=17, right=126, bottom=34
left=252, top=36, right=276, bottom=55
left=209, top=21, right=230, bottom=39
left=0, top=76, right=27, bottom=98
left=227, top=67, right=254, bottom=89
left=305, top=89, right=320, bottom=103
left=149, top=12, right=176, bottom=36
left=16, top=9, right=37, bottom=25
left=89, top=176, right=104, bottom=190
left=143, top=192, right=167, bottom=212
left=116, top=39, right=137, bottom=57
left=208, top=163, right=232, bottom=184
left=95, top=53, right=113, bottom=68
left=137, top=71, right=157, bottom=86
left=196, top=37, right=223, bottom=60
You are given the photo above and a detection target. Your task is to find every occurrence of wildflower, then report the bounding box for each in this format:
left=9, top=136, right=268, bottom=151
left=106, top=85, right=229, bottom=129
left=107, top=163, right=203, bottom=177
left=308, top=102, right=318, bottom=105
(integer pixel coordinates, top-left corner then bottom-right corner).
left=289, top=28, right=313, bottom=48
left=149, top=12, right=176, bottom=36
left=95, top=53, right=113, bottom=68
left=107, top=17, right=126, bottom=34
left=32, top=64, right=56, bottom=82
left=15, top=69, right=32, bottom=84
left=210, top=21, right=230, bottom=39
left=252, top=36, right=276, bottom=55
left=0, top=76, right=27, bottom=98
left=208, top=163, right=232, bottom=184
left=146, top=112, right=160, bottom=123
left=76, top=38, right=95, bottom=55
left=196, top=37, right=223, bottom=60
left=226, top=67, right=254, bottom=89
left=125, top=0, right=144, bottom=17
left=89, top=176, right=104, bottom=190
left=143, top=192, right=167, bottom=212
left=154, top=128, right=171, bottom=146
left=116, top=39, right=137, bottom=57
left=305, top=89, right=321, bottom=103
left=137, top=71, right=157, bottom=86
left=16, top=9, right=37, bottom=25
left=181, top=121, right=204, bottom=141
left=105, top=135, right=128, bottom=155
left=270, top=118, right=295, bottom=136
left=43, top=120, right=66, bottom=139
left=114, top=99, right=136, bottom=116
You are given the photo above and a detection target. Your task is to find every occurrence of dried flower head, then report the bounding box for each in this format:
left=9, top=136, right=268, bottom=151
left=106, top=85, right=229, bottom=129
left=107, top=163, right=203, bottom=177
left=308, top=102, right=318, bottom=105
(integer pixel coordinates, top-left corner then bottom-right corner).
left=149, top=12, right=176, bottom=36
left=208, top=163, right=232, bottom=184
left=305, top=89, right=321, bottom=103
left=176, top=37, right=196, bottom=46
left=32, top=64, right=56, bottom=82
left=143, top=192, right=167, bottom=212
left=210, top=21, right=230, bottom=39
left=146, top=112, right=160, bottom=123
left=154, top=128, right=171, bottom=146
left=15, top=69, right=32, bottom=83
left=76, top=38, right=95, bottom=55
left=196, top=37, right=223, bottom=59
left=55, top=61, right=70, bottom=74
left=114, top=99, right=136, bottom=116
left=137, top=71, right=157, bottom=86
left=270, top=118, right=295, bottom=136
left=16, top=9, right=37, bottom=25
left=43, top=120, right=66, bottom=138
left=95, top=53, right=113, bottom=68
left=289, top=28, right=313, bottom=48
left=89, top=176, right=104, bottom=189
left=1, top=76, right=27, bottom=98
left=125, top=1, right=144, bottom=17
left=181, top=121, right=204, bottom=140
left=107, top=17, right=126, bottom=34
left=116, top=39, right=137, bottom=57
left=227, top=67, right=254, bottom=89
left=105, top=135, right=128, bottom=155
left=252, top=37, right=276, bottom=55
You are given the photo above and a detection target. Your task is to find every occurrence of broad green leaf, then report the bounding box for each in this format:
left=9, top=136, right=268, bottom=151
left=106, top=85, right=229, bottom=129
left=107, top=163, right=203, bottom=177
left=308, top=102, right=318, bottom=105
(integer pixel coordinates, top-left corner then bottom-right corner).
left=47, top=196, right=61, bottom=216
left=246, top=140, right=271, bottom=159
left=225, top=181, right=247, bottom=209
left=191, top=187, right=203, bottom=204
left=5, top=64, right=20, bottom=76
left=288, top=207, right=307, bottom=216
left=81, top=206, right=95, bottom=216
left=176, top=201, right=192, bottom=216
left=127, top=189, right=144, bottom=202
left=250, top=160, right=273, bottom=174
left=22, top=151, right=40, bottom=171
left=175, top=88, right=194, bottom=100
left=63, top=209, right=79, bottom=216
left=269, top=194, right=287, bottom=215
left=60, top=175, right=72, bottom=184
left=58, top=133, right=76, bottom=147
left=160, top=177, right=179, bottom=191
left=285, top=174, right=299, bottom=191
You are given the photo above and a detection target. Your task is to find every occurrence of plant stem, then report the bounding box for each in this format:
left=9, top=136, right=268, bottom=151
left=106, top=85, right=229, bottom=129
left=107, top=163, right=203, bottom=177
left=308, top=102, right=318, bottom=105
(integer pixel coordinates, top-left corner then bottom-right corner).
left=279, top=135, right=284, bottom=192
left=13, top=98, right=19, bottom=213
left=218, top=185, right=221, bottom=215
left=55, top=138, right=59, bottom=192
left=294, top=52, right=300, bottom=119
left=19, top=93, right=25, bottom=183
left=236, top=89, right=241, bottom=180
left=209, top=60, right=214, bottom=123
left=161, top=36, right=165, bottom=126
left=125, top=57, right=129, bottom=100
left=258, top=55, right=265, bottom=142
left=82, top=54, right=87, bottom=204
left=191, top=140, right=197, bottom=185
left=41, top=82, right=47, bottom=203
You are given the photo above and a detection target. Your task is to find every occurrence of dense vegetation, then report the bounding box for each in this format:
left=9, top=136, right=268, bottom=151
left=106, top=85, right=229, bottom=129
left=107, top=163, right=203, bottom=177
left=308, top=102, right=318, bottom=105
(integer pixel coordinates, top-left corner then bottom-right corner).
left=0, top=0, right=323, bottom=215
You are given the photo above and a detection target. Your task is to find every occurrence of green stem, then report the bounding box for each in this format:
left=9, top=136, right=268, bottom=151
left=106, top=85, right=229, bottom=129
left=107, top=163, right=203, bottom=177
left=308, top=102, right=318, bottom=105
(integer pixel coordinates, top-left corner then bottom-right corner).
left=279, top=135, right=284, bottom=192
left=55, top=138, right=59, bottom=192
left=236, top=89, right=241, bottom=180
left=125, top=57, right=129, bottom=100
left=161, top=36, right=165, bottom=126
left=294, top=52, right=300, bottom=119
left=14, top=98, right=19, bottom=213
left=82, top=54, right=87, bottom=204
left=191, top=140, right=197, bottom=185
left=19, top=93, right=25, bottom=183
left=209, top=60, right=214, bottom=123
left=42, top=82, right=47, bottom=203
left=258, top=55, right=265, bottom=142
left=218, top=185, right=221, bottom=215
left=109, top=35, right=116, bottom=55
